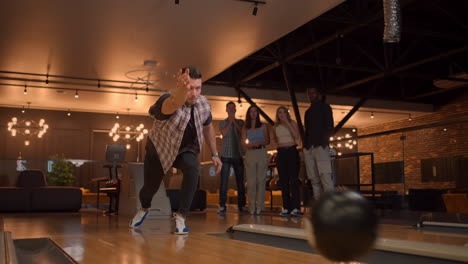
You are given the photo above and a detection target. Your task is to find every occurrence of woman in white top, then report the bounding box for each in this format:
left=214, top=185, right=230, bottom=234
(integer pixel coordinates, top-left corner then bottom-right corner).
left=274, top=106, right=301, bottom=216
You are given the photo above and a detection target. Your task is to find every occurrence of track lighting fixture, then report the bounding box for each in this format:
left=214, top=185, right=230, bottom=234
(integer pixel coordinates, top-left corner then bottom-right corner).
left=239, top=0, right=266, bottom=16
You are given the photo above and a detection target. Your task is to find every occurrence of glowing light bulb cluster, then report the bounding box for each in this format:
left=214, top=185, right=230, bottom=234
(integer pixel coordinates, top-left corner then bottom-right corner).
left=7, top=117, right=49, bottom=145
left=108, top=122, right=148, bottom=149
left=329, top=132, right=357, bottom=156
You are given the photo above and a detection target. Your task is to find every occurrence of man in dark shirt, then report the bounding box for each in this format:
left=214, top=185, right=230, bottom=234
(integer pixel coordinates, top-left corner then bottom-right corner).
left=129, top=66, right=222, bottom=234
left=303, top=87, right=334, bottom=200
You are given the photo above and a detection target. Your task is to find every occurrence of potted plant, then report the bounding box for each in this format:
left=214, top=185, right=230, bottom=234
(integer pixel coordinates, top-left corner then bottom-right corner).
left=48, top=154, right=75, bottom=186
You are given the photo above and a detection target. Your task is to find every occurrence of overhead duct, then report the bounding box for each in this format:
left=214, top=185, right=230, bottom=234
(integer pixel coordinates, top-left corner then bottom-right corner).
left=383, top=0, right=401, bottom=43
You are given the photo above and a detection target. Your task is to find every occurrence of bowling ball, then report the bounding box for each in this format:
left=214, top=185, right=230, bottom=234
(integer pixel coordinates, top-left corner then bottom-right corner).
left=306, top=190, right=378, bottom=262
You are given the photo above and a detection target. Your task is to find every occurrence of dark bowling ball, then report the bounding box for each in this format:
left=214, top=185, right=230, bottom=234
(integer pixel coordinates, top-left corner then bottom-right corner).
left=310, top=190, right=378, bottom=262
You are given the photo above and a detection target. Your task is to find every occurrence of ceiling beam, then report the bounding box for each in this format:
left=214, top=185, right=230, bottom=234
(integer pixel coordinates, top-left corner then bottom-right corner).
left=332, top=45, right=468, bottom=92
left=281, top=63, right=305, bottom=141
left=237, top=6, right=390, bottom=84
left=236, top=86, right=274, bottom=125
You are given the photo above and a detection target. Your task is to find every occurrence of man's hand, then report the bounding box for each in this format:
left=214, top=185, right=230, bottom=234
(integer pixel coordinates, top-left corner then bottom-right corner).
left=212, top=156, right=222, bottom=174
left=176, top=68, right=191, bottom=92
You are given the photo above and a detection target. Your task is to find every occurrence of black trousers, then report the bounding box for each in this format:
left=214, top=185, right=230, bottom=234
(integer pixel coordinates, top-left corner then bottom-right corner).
left=139, top=139, right=199, bottom=216
left=276, top=145, right=301, bottom=211
left=219, top=157, right=246, bottom=208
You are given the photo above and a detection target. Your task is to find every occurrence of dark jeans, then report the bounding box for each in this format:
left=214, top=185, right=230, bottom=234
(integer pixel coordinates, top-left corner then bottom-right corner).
left=277, top=146, right=301, bottom=211
left=219, top=157, right=246, bottom=208
left=139, top=139, right=199, bottom=216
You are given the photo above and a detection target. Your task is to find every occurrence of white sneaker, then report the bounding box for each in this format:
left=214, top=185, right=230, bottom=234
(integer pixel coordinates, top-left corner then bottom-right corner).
left=129, top=209, right=149, bottom=228
left=290, top=208, right=301, bottom=216
left=217, top=206, right=226, bottom=214
left=173, top=212, right=189, bottom=235
left=279, top=209, right=290, bottom=216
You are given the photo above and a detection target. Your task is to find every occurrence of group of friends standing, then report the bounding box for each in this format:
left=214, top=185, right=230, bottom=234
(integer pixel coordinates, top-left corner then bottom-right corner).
left=218, top=85, right=334, bottom=217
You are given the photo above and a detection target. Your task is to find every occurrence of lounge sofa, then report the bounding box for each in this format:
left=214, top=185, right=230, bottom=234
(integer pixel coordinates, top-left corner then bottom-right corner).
left=0, top=170, right=82, bottom=212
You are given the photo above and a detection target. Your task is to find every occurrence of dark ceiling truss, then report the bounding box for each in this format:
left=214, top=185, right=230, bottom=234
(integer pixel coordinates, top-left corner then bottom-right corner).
left=207, top=0, right=467, bottom=106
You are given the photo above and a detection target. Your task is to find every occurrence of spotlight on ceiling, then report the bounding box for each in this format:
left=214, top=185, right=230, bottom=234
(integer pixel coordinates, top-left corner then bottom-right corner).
left=238, top=0, right=266, bottom=16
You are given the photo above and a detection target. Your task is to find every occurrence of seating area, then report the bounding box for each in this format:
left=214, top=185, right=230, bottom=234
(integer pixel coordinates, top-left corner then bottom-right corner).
left=0, top=170, right=82, bottom=212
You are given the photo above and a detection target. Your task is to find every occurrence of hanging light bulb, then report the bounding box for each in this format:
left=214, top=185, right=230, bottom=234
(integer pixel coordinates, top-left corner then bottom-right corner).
left=126, top=144, right=131, bottom=149
left=24, top=85, right=28, bottom=95
left=408, top=114, right=412, bottom=121
left=370, top=112, right=374, bottom=119
left=75, top=89, right=79, bottom=98
left=24, top=140, right=30, bottom=146
left=134, top=93, right=138, bottom=102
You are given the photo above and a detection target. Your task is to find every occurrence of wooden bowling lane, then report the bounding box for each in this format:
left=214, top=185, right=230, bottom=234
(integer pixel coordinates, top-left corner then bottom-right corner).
left=378, top=224, right=468, bottom=247
left=1, top=210, right=467, bottom=263
left=0, top=211, right=333, bottom=264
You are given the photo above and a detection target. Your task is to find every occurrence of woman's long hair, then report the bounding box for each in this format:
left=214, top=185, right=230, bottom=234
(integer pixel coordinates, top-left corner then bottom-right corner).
left=245, top=105, right=262, bottom=129
left=275, top=106, right=292, bottom=126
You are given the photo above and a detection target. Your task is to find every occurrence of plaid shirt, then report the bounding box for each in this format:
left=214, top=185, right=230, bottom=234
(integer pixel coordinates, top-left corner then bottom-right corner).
left=148, top=94, right=211, bottom=174
left=219, top=119, right=244, bottom=158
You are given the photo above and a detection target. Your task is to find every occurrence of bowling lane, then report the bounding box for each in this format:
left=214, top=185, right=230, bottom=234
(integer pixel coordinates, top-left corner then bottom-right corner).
left=213, top=224, right=468, bottom=264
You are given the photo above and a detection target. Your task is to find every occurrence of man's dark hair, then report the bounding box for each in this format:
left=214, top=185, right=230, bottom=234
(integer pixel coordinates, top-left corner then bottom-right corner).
left=226, top=101, right=235, bottom=108
left=182, top=65, right=202, bottom=79
left=307, top=86, right=323, bottom=94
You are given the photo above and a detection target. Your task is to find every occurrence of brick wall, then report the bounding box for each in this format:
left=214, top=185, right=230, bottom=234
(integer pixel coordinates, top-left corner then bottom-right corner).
left=358, top=95, right=468, bottom=194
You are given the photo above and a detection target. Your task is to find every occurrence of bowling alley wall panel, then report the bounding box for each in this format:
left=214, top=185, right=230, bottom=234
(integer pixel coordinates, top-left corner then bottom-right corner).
left=358, top=95, right=468, bottom=194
